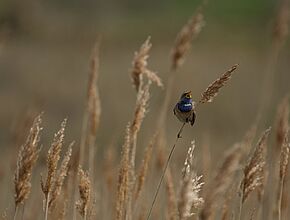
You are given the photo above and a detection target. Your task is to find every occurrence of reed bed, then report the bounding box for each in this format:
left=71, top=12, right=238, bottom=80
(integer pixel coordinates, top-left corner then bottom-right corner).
left=2, top=2, right=290, bottom=220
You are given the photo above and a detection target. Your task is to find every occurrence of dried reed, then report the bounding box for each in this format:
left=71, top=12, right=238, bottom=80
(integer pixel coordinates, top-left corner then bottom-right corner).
left=275, top=96, right=289, bottom=152
left=198, top=64, right=238, bottom=104
left=200, top=143, right=243, bottom=220
left=258, top=0, right=289, bottom=119
left=130, top=81, right=151, bottom=171
left=134, top=135, right=155, bottom=201
left=278, top=134, right=289, bottom=220
left=14, top=114, right=42, bottom=219
left=178, top=141, right=204, bottom=220
left=76, top=167, right=91, bottom=220
left=74, top=39, right=101, bottom=220
left=239, top=128, right=271, bottom=220
left=131, top=37, right=163, bottom=92
left=41, top=119, right=67, bottom=220
left=171, top=7, right=205, bottom=71
left=49, top=142, right=73, bottom=208
left=116, top=124, right=131, bottom=220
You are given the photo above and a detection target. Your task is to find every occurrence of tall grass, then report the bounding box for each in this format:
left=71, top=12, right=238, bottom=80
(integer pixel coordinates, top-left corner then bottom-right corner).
left=4, top=2, right=290, bottom=220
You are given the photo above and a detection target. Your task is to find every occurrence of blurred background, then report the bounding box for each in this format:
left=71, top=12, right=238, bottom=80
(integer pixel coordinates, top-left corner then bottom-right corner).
left=0, top=0, right=289, bottom=172
left=0, top=0, right=290, bottom=218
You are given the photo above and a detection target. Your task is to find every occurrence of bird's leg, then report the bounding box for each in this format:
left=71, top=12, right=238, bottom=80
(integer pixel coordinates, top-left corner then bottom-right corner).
left=177, top=122, right=186, bottom=138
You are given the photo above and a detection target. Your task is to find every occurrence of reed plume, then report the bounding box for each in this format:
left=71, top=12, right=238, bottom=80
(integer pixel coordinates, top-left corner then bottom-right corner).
left=275, top=96, right=289, bottom=151
left=278, top=133, right=289, bottom=220
left=171, top=7, right=205, bottom=71
left=116, top=124, right=131, bottom=220
left=14, top=114, right=42, bottom=219
left=130, top=81, right=151, bottom=171
left=178, top=141, right=204, bottom=220
left=76, top=167, right=91, bottom=220
left=49, top=142, right=73, bottom=208
left=239, top=128, right=271, bottom=220
left=131, top=37, right=163, bottom=91
left=41, top=119, right=67, bottom=220
left=200, top=143, right=243, bottom=220
left=135, top=135, right=155, bottom=201
left=79, top=39, right=101, bottom=170
left=198, top=64, right=238, bottom=104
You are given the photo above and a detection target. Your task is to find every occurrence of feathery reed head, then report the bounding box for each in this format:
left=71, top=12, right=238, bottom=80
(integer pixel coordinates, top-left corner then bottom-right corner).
left=116, top=124, right=131, bottom=220
left=41, top=119, right=67, bottom=197
left=131, top=37, right=163, bottom=91
left=49, top=142, right=73, bottom=208
left=280, top=133, right=289, bottom=180
left=200, top=143, right=243, bottom=220
left=171, top=7, right=205, bottom=71
left=179, top=141, right=204, bottom=219
left=76, top=167, right=91, bottom=219
left=14, top=114, right=42, bottom=206
left=275, top=96, right=289, bottom=151
left=241, top=127, right=271, bottom=203
left=135, top=135, right=155, bottom=201
left=131, top=81, right=151, bottom=135
left=199, top=64, right=238, bottom=104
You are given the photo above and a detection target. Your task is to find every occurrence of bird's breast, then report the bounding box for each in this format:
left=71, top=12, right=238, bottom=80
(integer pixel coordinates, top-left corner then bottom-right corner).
left=178, top=103, right=192, bottom=112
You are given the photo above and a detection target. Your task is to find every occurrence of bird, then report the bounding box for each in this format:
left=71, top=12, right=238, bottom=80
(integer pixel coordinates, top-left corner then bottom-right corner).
left=173, top=91, right=196, bottom=126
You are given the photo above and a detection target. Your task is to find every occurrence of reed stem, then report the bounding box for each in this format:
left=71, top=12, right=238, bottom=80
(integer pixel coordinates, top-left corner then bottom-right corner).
left=44, top=193, right=50, bottom=220
left=278, top=178, right=285, bottom=220
left=146, top=122, right=185, bottom=220
left=13, top=206, right=18, bottom=220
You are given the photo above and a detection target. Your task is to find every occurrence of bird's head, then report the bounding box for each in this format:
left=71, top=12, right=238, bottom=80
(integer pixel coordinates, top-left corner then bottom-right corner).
left=180, top=91, right=192, bottom=101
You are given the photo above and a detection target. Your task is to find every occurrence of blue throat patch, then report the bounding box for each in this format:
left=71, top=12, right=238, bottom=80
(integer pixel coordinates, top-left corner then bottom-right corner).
left=178, top=98, right=192, bottom=112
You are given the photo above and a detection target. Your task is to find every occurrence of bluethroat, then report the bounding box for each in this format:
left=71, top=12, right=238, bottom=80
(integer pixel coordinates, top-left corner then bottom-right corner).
left=173, top=91, right=196, bottom=126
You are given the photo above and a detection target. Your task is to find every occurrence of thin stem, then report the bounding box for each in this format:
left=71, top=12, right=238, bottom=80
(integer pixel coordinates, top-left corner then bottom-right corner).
left=278, top=178, right=285, bottom=220
left=21, top=203, right=25, bottom=220
left=44, top=194, right=50, bottom=220
left=238, top=194, right=243, bottom=220
left=13, top=205, right=18, bottom=220
left=146, top=123, right=185, bottom=220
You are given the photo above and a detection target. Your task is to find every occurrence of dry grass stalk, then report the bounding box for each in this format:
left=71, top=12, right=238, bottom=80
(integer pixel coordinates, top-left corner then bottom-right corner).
left=165, top=168, right=178, bottom=220
left=79, top=39, right=101, bottom=169
left=116, top=124, right=131, bottom=220
left=14, top=114, right=42, bottom=212
left=220, top=186, right=236, bottom=220
left=171, top=7, right=205, bottom=70
left=198, top=64, right=238, bottom=104
left=238, top=128, right=271, bottom=220
left=76, top=167, right=91, bottom=220
left=41, top=119, right=67, bottom=220
left=104, top=144, right=116, bottom=192
left=127, top=82, right=151, bottom=219
left=240, top=128, right=271, bottom=203
left=178, top=141, right=204, bottom=220
left=275, top=97, right=289, bottom=152
left=88, top=40, right=101, bottom=137
left=273, top=0, right=289, bottom=45
left=200, top=143, right=243, bottom=220
left=131, top=37, right=163, bottom=91
left=49, top=142, right=73, bottom=208
left=278, top=133, right=289, bottom=220
left=130, top=81, right=151, bottom=170
left=135, top=135, right=155, bottom=201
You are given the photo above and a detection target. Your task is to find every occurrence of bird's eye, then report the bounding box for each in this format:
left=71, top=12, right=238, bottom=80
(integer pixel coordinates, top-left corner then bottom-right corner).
left=185, top=94, right=191, bottom=98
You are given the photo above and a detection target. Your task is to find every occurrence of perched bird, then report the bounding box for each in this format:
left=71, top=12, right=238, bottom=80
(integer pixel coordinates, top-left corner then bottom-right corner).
left=173, top=91, right=196, bottom=126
